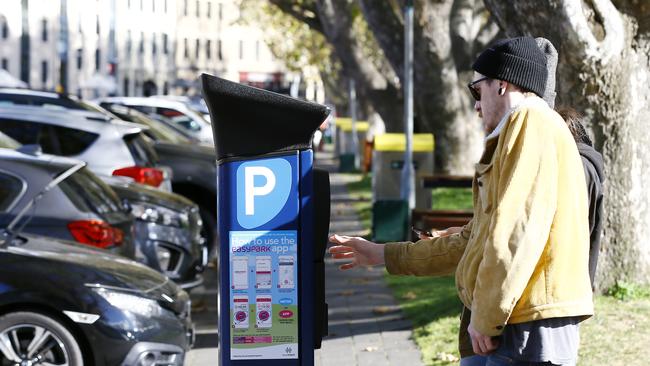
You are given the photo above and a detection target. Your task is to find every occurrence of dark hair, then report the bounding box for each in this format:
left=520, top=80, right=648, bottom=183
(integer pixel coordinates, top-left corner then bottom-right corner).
left=557, top=107, right=593, bottom=146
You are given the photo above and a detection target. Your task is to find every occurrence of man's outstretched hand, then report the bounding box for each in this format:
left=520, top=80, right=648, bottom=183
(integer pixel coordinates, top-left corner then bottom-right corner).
left=328, top=234, right=385, bottom=270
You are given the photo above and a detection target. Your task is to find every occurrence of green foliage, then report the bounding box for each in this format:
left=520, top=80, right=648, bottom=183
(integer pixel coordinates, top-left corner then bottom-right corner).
left=606, top=281, right=650, bottom=301
left=431, top=188, right=473, bottom=210
left=238, top=0, right=336, bottom=74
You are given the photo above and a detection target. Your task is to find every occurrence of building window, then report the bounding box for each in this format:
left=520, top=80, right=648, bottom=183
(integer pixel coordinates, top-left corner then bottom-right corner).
left=41, top=61, right=48, bottom=85
left=76, top=49, right=82, bottom=69
left=164, top=0, right=168, bottom=13
left=124, top=77, right=130, bottom=96
left=206, top=40, right=211, bottom=59
left=207, top=2, right=211, bottom=18
left=152, top=0, right=156, bottom=12
left=218, top=3, right=223, bottom=21
left=239, top=40, right=243, bottom=60
left=255, top=40, right=260, bottom=61
left=195, top=39, right=200, bottom=59
left=1, top=59, right=8, bottom=71
left=41, top=19, right=48, bottom=42
left=95, top=48, right=101, bottom=71
left=152, top=34, right=157, bottom=55
left=96, top=16, right=100, bottom=35
left=183, top=0, right=188, bottom=16
left=217, top=39, right=222, bottom=60
left=139, top=32, right=144, bottom=54
left=163, top=81, right=168, bottom=95
left=196, top=0, right=200, bottom=17
left=140, top=0, right=144, bottom=11
left=128, top=0, right=131, bottom=9
left=2, top=21, right=8, bottom=39
left=162, top=33, right=168, bottom=54
left=184, top=38, right=189, bottom=58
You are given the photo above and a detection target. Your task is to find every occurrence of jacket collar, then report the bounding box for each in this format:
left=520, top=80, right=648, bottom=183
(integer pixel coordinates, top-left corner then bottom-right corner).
left=485, top=95, right=547, bottom=142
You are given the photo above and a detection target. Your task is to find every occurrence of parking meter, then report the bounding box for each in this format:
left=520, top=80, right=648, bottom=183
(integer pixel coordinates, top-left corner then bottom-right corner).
left=201, top=74, right=331, bottom=366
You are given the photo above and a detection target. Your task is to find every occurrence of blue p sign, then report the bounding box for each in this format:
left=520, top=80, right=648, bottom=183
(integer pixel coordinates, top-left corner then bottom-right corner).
left=236, top=158, right=292, bottom=229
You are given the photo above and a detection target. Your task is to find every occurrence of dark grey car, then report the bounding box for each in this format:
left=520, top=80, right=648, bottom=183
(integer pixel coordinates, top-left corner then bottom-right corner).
left=0, top=148, right=137, bottom=259
left=96, top=102, right=219, bottom=256
left=0, top=131, right=206, bottom=289
left=104, top=175, right=207, bottom=289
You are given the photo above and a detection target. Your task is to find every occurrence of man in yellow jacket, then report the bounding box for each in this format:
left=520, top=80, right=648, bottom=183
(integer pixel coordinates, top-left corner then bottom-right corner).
left=329, top=36, right=593, bottom=366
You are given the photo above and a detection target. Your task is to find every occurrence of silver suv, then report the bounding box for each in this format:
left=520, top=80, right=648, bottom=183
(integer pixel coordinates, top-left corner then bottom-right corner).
left=0, top=105, right=172, bottom=190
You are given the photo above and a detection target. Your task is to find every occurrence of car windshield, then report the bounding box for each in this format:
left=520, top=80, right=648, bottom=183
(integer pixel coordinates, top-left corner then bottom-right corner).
left=123, top=132, right=159, bottom=166
left=101, top=104, right=192, bottom=144
left=58, top=167, right=124, bottom=215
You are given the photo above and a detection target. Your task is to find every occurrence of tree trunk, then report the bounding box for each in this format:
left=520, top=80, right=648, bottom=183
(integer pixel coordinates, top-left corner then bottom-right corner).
left=483, top=0, right=650, bottom=291
left=315, top=0, right=404, bottom=131
left=360, top=0, right=498, bottom=173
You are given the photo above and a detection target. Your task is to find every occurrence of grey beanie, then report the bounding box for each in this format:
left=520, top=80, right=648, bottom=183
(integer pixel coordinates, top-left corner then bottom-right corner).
left=535, top=37, right=558, bottom=108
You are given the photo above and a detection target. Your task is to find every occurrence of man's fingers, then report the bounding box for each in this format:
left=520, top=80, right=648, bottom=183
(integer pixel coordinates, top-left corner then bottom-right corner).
left=328, top=245, right=355, bottom=254
left=328, top=234, right=350, bottom=244
left=471, top=337, right=482, bottom=356
left=485, top=337, right=499, bottom=352
left=331, top=252, right=355, bottom=260
left=339, top=262, right=357, bottom=270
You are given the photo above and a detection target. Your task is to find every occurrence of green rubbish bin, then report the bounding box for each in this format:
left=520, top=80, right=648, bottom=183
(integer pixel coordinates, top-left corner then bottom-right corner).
left=371, top=133, right=435, bottom=241
left=335, top=118, right=369, bottom=172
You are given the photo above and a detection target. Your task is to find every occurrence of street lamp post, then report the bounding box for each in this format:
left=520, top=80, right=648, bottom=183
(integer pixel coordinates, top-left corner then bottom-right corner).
left=400, top=0, right=415, bottom=211
left=57, top=0, right=68, bottom=93
left=349, top=78, right=359, bottom=169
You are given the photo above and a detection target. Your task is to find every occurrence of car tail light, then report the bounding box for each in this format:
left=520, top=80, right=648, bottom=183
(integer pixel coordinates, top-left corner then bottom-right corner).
left=112, top=166, right=164, bottom=187
left=161, top=109, right=183, bottom=117
left=67, top=220, right=124, bottom=249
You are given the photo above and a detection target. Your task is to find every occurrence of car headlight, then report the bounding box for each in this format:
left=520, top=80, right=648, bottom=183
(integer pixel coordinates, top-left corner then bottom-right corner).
left=93, top=288, right=164, bottom=317
left=131, top=202, right=189, bottom=228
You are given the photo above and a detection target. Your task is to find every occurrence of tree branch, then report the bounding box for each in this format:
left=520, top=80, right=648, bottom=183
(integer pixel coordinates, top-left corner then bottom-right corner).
left=358, top=0, right=405, bottom=82
left=553, top=0, right=625, bottom=64
left=268, top=0, right=324, bottom=34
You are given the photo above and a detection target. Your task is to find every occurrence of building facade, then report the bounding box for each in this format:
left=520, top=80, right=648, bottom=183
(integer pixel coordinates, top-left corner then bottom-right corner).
left=0, top=0, right=288, bottom=98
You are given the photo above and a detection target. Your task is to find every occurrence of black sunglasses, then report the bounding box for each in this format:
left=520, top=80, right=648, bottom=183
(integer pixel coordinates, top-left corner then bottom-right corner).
left=467, top=77, right=489, bottom=101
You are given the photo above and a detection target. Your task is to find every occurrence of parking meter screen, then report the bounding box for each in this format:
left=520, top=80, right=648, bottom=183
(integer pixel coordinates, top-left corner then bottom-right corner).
left=226, top=154, right=300, bottom=360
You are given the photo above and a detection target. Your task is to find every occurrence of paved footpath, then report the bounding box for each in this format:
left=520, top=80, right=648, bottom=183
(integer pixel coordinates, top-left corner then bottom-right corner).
left=187, top=147, right=423, bottom=366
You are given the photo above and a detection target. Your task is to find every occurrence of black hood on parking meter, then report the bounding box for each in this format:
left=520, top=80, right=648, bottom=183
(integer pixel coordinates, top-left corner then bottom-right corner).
left=201, top=74, right=330, bottom=161
left=201, top=73, right=331, bottom=366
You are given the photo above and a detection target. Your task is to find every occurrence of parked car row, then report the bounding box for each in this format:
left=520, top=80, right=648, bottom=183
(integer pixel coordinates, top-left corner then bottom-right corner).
left=0, top=88, right=218, bottom=365
left=0, top=88, right=219, bottom=257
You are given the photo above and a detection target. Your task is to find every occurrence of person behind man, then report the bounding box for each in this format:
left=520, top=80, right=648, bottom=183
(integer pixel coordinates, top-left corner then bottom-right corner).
left=557, top=108, right=605, bottom=291
left=329, top=37, right=593, bottom=366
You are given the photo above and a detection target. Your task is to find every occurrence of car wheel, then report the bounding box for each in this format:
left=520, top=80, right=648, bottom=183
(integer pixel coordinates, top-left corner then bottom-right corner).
left=0, top=311, right=84, bottom=366
left=199, top=206, right=217, bottom=259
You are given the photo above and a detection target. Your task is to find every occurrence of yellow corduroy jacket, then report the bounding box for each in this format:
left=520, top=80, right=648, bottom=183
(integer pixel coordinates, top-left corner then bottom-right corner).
left=385, top=98, right=594, bottom=336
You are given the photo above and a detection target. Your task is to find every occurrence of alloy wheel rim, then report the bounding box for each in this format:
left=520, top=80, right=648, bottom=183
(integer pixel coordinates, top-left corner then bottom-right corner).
left=0, top=324, right=69, bottom=366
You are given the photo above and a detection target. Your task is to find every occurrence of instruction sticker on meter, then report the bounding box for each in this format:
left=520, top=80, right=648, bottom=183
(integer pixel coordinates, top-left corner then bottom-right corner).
left=229, top=230, right=299, bottom=360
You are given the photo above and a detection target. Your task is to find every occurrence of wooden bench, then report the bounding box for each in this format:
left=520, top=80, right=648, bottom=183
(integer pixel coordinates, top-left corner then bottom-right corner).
left=411, top=175, right=474, bottom=240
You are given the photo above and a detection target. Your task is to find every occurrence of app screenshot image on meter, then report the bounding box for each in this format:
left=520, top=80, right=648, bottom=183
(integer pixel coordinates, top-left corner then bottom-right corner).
left=232, top=256, right=249, bottom=290
left=256, top=256, right=272, bottom=289
left=278, top=256, right=295, bottom=289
